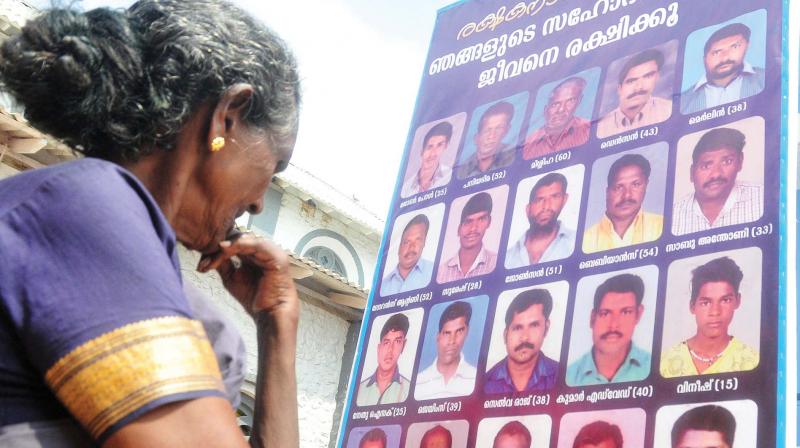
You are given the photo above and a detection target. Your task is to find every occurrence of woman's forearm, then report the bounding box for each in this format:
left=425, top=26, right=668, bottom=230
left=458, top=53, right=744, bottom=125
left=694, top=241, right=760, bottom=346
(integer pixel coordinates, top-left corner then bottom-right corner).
left=249, top=311, right=299, bottom=448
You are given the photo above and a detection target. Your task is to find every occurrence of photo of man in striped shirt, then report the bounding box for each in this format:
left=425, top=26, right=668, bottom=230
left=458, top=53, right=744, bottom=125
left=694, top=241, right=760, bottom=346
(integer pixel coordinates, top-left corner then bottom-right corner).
left=672, top=126, right=763, bottom=236
left=437, top=192, right=498, bottom=283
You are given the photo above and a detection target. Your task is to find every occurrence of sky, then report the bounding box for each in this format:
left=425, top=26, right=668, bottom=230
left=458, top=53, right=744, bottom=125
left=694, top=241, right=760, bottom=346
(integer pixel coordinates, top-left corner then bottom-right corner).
left=30, top=0, right=456, bottom=219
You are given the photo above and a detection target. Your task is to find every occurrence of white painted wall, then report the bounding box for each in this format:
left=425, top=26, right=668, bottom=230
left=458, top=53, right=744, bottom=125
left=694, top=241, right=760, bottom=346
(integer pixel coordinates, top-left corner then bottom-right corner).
left=178, top=246, right=350, bottom=448
left=273, top=191, right=379, bottom=288
left=0, top=162, right=20, bottom=179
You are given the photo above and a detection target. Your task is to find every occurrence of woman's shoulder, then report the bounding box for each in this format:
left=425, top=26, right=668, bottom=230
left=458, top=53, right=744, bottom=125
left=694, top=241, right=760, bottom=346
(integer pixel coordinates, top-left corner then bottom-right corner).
left=0, top=158, right=170, bottom=239
left=1, top=158, right=146, bottom=210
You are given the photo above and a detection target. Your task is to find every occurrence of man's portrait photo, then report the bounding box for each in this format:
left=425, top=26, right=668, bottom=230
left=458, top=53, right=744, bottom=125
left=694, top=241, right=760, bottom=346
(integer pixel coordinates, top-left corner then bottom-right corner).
left=404, top=420, right=469, bottom=448
left=522, top=67, right=600, bottom=159
left=455, top=92, right=527, bottom=179
left=380, top=204, right=445, bottom=296
left=582, top=144, right=668, bottom=254
left=356, top=308, right=423, bottom=406
left=596, top=40, right=678, bottom=139
left=437, top=185, right=508, bottom=283
left=347, top=425, right=402, bottom=448
left=565, top=266, right=658, bottom=386
left=672, top=116, right=764, bottom=236
left=415, top=296, right=488, bottom=400
left=505, top=165, right=583, bottom=269
left=660, top=248, right=761, bottom=378
left=401, top=114, right=466, bottom=198
left=654, top=400, right=758, bottom=447
left=680, top=10, right=767, bottom=114
left=557, top=408, right=646, bottom=448
left=475, top=415, right=552, bottom=448
left=484, top=282, right=568, bottom=394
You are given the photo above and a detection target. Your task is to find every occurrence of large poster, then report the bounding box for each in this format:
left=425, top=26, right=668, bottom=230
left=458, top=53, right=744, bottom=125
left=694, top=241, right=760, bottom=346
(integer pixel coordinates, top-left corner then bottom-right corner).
left=339, top=1, right=790, bottom=447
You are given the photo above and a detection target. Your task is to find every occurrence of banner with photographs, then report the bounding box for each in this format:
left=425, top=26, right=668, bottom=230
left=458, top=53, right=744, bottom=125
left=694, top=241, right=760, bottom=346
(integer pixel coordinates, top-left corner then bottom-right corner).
left=339, top=1, right=791, bottom=447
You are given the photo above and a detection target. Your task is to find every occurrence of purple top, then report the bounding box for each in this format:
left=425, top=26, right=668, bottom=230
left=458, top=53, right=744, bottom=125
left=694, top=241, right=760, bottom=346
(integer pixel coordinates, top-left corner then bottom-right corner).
left=0, top=158, right=224, bottom=443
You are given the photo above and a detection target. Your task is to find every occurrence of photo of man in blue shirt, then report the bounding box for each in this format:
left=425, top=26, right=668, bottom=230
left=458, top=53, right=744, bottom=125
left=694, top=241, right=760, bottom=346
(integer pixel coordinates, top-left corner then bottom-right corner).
left=381, top=214, right=434, bottom=296
left=484, top=289, right=558, bottom=394
left=681, top=22, right=765, bottom=114
left=566, top=273, right=651, bottom=386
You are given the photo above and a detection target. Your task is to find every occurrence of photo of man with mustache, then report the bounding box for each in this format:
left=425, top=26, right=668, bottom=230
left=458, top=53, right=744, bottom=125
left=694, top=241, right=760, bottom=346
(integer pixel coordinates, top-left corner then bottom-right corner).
left=522, top=76, right=591, bottom=159
left=681, top=21, right=765, bottom=114
left=583, top=153, right=663, bottom=253
left=672, top=126, right=763, bottom=235
left=456, top=101, right=517, bottom=179
left=381, top=214, right=435, bottom=296
left=566, top=273, right=651, bottom=386
left=484, top=289, right=558, bottom=394
left=597, top=48, right=673, bottom=139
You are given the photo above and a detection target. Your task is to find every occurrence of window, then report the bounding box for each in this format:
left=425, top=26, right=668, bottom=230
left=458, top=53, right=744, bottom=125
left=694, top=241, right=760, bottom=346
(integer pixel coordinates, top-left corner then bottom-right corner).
left=304, top=246, right=348, bottom=278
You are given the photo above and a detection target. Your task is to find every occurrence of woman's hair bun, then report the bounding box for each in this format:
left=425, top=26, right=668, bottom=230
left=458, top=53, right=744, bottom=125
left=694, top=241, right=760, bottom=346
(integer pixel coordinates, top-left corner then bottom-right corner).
left=0, top=7, right=146, bottom=159
left=0, top=0, right=300, bottom=162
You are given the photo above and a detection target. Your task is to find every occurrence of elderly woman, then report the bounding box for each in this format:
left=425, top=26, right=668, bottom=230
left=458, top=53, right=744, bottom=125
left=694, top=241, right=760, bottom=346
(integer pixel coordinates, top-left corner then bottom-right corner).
left=0, top=1, right=300, bottom=447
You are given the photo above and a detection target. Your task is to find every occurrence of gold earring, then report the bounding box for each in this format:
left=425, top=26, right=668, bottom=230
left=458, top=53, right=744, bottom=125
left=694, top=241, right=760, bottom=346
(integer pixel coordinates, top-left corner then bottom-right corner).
left=211, top=136, right=225, bottom=152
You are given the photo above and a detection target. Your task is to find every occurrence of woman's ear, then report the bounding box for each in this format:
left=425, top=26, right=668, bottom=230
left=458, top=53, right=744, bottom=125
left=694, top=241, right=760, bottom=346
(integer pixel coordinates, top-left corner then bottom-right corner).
left=207, top=84, right=255, bottom=152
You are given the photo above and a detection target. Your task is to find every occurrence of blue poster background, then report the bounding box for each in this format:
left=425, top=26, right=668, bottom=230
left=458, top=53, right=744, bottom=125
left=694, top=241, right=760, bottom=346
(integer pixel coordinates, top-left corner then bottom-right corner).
left=339, top=1, right=788, bottom=446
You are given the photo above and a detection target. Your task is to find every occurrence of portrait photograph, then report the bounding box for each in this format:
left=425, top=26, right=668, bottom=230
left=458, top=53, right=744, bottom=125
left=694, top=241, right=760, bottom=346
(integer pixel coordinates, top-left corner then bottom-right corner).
left=565, top=265, right=659, bottom=387
left=582, top=142, right=669, bottom=254
left=660, top=247, right=761, bottom=378
left=380, top=203, right=446, bottom=297
left=680, top=9, right=767, bottom=114
left=483, top=281, right=569, bottom=395
left=414, top=295, right=489, bottom=400
left=475, top=414, right=551, bottom=448
left=504, top=164, right=585, bottom=269
left=400, top=113, right=467, bottom=198
left=653, top=400, right=758, bottom=447
left=455, top=91, right=528, bottom=179
left=521, top=67, right=601, bottom=160
left=596, top=40, right=678, bottom=139
left=347, top=425, right=402, bottom=448
left=404, top=420, right=469, bottom=448
left=557, top=408, right=645, bottom=448
left=436, top=185, right=509, bottom=284
left=356, top=308, right=424, bottom=407
left=671, top=116, right=765, bottom=236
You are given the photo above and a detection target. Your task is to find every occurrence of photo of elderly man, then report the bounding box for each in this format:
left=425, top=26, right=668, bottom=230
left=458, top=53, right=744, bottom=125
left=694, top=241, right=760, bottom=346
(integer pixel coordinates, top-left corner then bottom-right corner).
left=522, top=68, right=600, bottom=159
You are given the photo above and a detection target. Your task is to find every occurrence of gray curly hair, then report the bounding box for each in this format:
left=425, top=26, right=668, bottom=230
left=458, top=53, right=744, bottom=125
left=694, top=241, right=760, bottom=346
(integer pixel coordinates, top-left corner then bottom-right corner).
left=0, top=0, right=300, bottom=162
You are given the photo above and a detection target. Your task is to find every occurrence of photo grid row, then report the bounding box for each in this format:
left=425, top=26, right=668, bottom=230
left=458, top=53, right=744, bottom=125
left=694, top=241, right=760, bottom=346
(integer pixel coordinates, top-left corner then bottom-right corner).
left=359, top=246, right=761, bottom=407
left=398, top=9, right=768, bottom=202
left=381, top=115, right=764, bottom=299
left=347, top=399, right=756, bottom=447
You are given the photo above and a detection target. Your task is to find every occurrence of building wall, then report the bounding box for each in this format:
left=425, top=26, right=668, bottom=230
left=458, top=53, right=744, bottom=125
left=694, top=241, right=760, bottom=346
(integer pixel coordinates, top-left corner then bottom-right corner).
left=178, top=246, right=351, bottom=448
left=0, top=162, right=19, bottom=178
left=271, top=191, right=379, bottom=289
